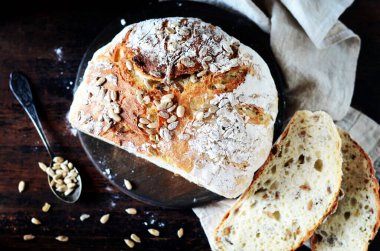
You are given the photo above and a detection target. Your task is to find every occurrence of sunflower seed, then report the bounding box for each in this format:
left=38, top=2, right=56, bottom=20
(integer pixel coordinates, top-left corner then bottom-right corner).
left=222, top=41, right=233, bottom=54
left=137, top=95, right=144, bottom=104
left=148, top=228, right=160, bottom=237
left=177, top=228, right=184, bottom=238
left=143, top=79, right=151, bottom=90
left=143, top=96, right=150, bottom=104
left=168, top=121, right=179, bottom=131
left=165, top=27, right=175, bottom=34
left=46, top=168, right=55, bottom=177
left=38, top=162, right=47, bottom=172
left=80, top=214, right=90, bottom=221
left=110, top=90, right=118, bottom=101
left=156, top=102, right=167, bottom=110
left=139, top=118, right=150, bottom=124
left=55, top=235, right=69, bottom=242
left=195, top=111, right=204, bottom=121
left=100, top=214, right=110, bottom=224
left=42, top=202, right=51, bottom=213
left=125, top=208, right=137, bottom=215
left=108, top=110, right=121, bottom=122
left=147, top=122, right=158, bottom=129
left=167, top=104, right=177, bottom=113
left=176, top=105, right=185, bottom=118
left=124, top=179, right=133, bottom=190
left=159, top=111, right=169, bottom=119
left=53, top=156, right=64, bottom=163
left=64, top=188, right=74, bottom=196
left=145, top=129, right=155, bottom=135
left=23, top=234, right=35, bottom=241
left=167, top=114, right=177, bottom=123
left=161, top=127, right=171, bottom=141
left=181, top=57, right=195, bottom=67
left=67, top=183, right=76, bottom=189
left=138, top=123, right=145, bottom=129
left=124, top=239, right=135, bottom=248
left=95, top=77, right=106, bottom=86
left=197, top=70, right=207, bottom=77
left=31, top=217, right=41, bottom=225
left=149, top=134, right=157, bottom=141
left=130, top=233, right=141, bottom=243
left=208, top=106, right=218, bottom=114
left=18, top=181, right=25, bottom=193
left=203, top=56, right=212, bottom=62
left=161, top=93, right=174, bottom=101
left=214, top=83, right=225, bottom=90
left=190, top=74, right=197, bottom=83
left=126, top=60, right=133, bottom=71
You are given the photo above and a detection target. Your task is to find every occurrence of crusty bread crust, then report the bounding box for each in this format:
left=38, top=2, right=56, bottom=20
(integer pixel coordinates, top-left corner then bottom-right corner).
left=311, top=129, right=380, bottom=251
left=69, top=17, right=278, bottom=198
left=214, top=110, right=342, bottom=251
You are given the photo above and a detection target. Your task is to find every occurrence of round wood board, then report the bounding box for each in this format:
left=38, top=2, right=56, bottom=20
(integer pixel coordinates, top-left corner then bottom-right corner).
left=75, top=1, right=286, bottom=209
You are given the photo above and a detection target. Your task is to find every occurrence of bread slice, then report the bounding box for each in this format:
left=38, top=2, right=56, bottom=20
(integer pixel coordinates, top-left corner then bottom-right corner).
left=311, top=129, right=380, bottom=251
left=214, top=110, right=342, bottom=251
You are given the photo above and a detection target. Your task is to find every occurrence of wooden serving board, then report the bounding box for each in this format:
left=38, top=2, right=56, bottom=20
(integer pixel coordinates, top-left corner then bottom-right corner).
left=75, top=1, right=286, bottom=209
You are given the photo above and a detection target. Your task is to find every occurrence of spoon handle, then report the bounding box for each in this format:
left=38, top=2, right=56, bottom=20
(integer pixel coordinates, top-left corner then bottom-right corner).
left=9, top=72, right=55, bottom=158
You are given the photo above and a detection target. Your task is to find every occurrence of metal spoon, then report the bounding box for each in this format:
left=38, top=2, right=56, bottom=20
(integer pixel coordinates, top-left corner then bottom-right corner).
left=9, top=71, right=82, bottom=203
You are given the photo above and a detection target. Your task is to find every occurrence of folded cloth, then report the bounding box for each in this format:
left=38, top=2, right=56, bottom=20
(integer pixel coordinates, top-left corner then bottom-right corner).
left=188, top=0, right=379, bottom=250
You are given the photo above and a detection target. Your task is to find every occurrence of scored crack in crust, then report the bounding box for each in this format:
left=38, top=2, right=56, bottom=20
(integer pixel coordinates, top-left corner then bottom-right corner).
left=68, top=17, right=278, bottom=198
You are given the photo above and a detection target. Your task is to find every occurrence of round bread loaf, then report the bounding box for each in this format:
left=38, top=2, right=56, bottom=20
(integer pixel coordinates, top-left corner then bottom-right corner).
left=69, top=17, right=278, bottom=198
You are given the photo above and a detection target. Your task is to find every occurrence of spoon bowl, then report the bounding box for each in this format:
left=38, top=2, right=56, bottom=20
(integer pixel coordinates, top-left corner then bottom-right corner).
left=9, top=71, right=82, bottom=203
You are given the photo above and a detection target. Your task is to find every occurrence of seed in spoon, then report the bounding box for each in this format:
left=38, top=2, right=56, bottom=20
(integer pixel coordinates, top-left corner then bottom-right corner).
left=53, top=156, right=64, bottom=163
left=177, top=228, right=184, bottom=238
left=124, top=239, right=135, bottom=248
left=18, top=181, right=26, bottom=193
left=38, top=162, right=47, bottom=172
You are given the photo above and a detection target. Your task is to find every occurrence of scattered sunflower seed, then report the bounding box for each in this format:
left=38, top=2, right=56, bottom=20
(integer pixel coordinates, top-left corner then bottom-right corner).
left=177, top=228, right=184, bottom=238
left=42, top=202, right=51, bottom=213
left=124, top=179, right=133, bottom=190
left=195, top=111, right=204, bottom=121
left=124, top=238, right=135, bottom=248
left=126, top=60, right=133, bottom=71
left=55, top=235, right=69, bottom=242
left=95, top=77, right=106, bottom=86
left=148, top=228, right=160, bottom=237
left=31, top=217, right=41, bottom=225
left=38, top=162, right=47, bottom=172
left=18, top=181, right=25, bottom=193
left=23, top=234, right=35, bottom=241
left=125, top=208, right=137, bottom=215
left=100, top=214, right=110, bottom=224
left=130, top=233, right=141, bottom=243
left=80, top=214, right=90, bottom=221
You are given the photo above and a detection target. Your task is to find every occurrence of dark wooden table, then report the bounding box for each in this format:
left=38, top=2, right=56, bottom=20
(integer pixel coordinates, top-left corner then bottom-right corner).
left=0, top=1, right=379, bottom=250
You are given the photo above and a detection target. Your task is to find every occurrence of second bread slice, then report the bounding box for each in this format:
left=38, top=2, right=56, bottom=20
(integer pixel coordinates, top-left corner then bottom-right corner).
left=214, top=110, right=343, bottom=251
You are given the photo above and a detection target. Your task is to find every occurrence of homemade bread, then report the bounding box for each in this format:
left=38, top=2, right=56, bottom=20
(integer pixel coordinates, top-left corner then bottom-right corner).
left=311, top=129, right=380, bottom=251
left=69, top=17, right=278, bottom=198
left=214, top=110, right=342, bottom=250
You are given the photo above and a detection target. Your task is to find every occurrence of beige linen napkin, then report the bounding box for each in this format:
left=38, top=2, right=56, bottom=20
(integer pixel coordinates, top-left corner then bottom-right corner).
left=190, top=0, right=380, bottom=250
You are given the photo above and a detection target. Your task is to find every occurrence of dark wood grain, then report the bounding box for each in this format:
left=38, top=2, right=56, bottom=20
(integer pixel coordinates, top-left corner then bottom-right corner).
left=0, top=0, right=379, bottom=250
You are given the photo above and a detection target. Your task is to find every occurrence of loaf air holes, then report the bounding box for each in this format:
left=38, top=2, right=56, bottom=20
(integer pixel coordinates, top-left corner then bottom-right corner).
left=314, top=159, right=323, bottom=172
left=271, top=165, right=277, bottom=174
left=350, top=197, right=357, bottom=207
left=298, top=154, right=305, bottom=164
left=344, top=212, right=351, bottom=220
